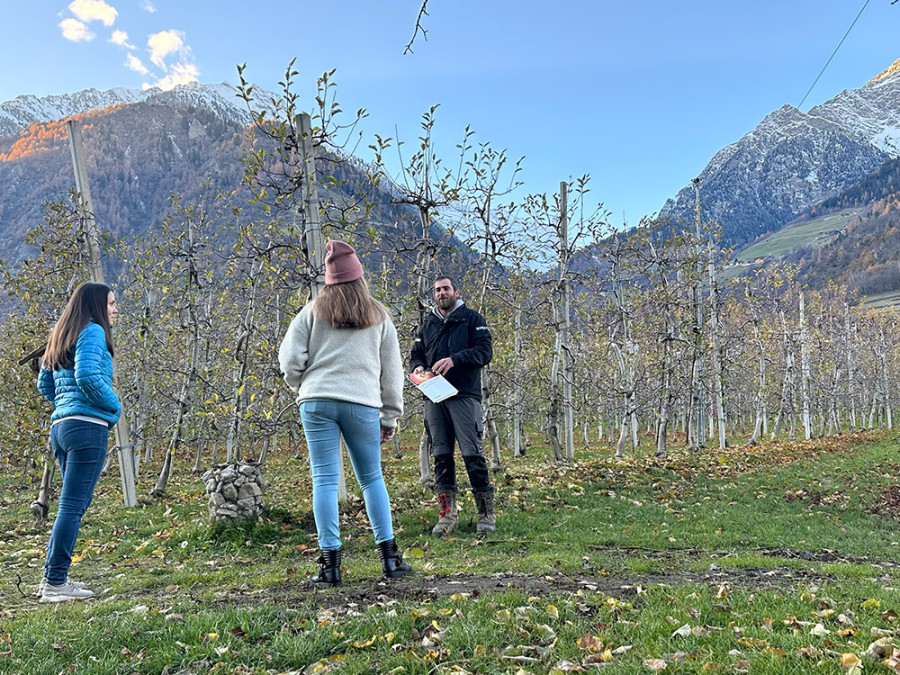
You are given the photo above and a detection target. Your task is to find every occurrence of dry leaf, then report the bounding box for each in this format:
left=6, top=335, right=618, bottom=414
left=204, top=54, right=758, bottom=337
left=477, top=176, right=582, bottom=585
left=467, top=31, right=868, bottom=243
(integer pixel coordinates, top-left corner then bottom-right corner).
left=810, top=623, right=830, bottom=637
left=671, top=623, right=691, bottom=638
left=576, top=634, right=603, bottom=651
left=840, top=653, right=862, bottom=671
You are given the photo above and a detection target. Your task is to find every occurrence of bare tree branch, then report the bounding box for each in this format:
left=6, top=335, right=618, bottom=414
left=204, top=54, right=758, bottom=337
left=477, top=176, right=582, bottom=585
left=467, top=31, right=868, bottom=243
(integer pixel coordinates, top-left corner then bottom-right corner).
left=404, top=1, right=431, bottom=54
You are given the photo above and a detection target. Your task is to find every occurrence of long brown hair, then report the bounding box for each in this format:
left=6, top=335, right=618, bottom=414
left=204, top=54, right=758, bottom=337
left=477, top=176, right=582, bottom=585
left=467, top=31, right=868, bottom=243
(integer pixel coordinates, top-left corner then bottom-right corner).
left=313, top=277, right=387, bottom=329
left=43, top=282, right=115, bottom=369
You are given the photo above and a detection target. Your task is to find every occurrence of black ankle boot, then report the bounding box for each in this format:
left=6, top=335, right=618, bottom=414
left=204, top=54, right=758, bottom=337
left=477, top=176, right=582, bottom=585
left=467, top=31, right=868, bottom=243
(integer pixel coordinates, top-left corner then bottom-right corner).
left=377, top=537, right=413, bottom=578
left=311, top=548, right=342, bottom=587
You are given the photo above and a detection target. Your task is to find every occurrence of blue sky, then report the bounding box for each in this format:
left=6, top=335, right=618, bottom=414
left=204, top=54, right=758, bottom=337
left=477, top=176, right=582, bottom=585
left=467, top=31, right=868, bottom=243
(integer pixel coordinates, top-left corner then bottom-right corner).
left=1, top=1, right=898, bottom=224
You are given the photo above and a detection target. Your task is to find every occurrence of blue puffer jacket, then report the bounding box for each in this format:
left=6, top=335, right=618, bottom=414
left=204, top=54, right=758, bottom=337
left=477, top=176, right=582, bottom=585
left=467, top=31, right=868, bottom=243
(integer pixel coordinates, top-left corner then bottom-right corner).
left=37, top=322, right=121, bottom=426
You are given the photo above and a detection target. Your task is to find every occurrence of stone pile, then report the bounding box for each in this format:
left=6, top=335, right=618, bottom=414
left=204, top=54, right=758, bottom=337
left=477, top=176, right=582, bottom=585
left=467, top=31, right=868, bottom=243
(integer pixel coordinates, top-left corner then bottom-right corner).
left=203, top=463, right=265, bottom=523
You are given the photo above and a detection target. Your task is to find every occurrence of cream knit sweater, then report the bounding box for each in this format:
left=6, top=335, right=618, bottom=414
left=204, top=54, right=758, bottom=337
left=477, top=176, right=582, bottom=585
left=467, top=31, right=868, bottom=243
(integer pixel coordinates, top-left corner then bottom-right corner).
left=278, top=302, right=404, bottom=428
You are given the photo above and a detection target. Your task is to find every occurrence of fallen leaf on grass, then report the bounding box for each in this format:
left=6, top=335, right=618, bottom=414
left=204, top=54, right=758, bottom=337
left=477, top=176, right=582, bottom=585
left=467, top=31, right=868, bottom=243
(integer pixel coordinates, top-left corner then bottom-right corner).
left=799, top=645, right=821, bottom=659
left=885, top=647, right=900, bottom=673
left=643, top=658, right=667, bottom=671
left=810, top=623, right=831, bottom=637
left=840, top=653, right=862, bottom=672
left=576, top=635, right=603, bottom=651
left=867, top=637, right=896, bottom=658
left=671, top=624, right=691, bottom=638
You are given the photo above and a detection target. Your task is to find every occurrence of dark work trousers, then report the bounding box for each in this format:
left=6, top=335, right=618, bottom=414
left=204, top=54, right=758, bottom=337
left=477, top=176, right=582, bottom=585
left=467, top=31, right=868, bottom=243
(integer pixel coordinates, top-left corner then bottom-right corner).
left=425, top=397, right=493, bottom=494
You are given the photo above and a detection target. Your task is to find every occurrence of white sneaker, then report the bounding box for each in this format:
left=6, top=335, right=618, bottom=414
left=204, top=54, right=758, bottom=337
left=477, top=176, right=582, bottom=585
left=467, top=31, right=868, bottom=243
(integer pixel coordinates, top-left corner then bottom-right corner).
left=40, top=579, right=94, bottom=603
left=38, top=577, right=87, bottom=594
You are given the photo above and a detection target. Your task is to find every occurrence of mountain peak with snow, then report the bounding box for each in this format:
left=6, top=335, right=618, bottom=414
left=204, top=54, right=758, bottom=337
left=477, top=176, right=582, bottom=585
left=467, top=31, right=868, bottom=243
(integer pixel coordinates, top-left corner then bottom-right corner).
left=0, top=82, right=261, bottom=138
left=659, top=57, right=900, bottom=246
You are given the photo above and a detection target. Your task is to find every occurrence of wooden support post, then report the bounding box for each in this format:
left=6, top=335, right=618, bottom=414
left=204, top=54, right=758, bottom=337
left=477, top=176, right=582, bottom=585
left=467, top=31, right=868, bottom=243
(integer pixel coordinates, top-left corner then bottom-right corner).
left=67, top=119, right=137, bottom=507
left=295, top=113, right=325, bottom=298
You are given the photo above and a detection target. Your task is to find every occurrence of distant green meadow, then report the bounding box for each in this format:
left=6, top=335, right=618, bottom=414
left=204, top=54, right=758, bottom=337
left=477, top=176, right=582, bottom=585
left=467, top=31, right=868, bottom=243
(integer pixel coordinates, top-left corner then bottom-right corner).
left=735, top=210, right=861, bottom=262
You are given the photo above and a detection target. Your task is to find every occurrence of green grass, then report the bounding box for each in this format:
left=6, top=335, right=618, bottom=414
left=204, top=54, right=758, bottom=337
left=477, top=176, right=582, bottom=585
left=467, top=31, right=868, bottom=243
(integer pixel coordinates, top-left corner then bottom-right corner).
left=2, top=431, right=900, bottom=673
left=862, top=288, right=900, bottom=310
left=734, top=210, right=860, bottom=262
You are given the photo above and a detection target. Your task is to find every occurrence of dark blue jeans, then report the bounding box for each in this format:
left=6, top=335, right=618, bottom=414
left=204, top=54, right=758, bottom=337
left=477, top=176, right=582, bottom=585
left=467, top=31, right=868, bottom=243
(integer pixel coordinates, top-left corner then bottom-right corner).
left=43, top=420, right=109, bottom=585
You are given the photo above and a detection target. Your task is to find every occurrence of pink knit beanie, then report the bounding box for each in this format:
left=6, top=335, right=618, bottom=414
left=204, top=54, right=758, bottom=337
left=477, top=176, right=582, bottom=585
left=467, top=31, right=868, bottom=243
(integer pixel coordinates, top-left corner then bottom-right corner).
left=324, top=240, right=363, bottom=285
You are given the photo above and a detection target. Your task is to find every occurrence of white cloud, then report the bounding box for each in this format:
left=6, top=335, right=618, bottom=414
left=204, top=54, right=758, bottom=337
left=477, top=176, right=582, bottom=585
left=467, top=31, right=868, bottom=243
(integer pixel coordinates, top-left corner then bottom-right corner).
left=147, top=29, right=185, bottom=70
left=68, top=0, right=118, bottom=26
left=125, top=54, right=149, bottom=75
left=59, top=18, right=94, bottom=42
left=150, top=62, right=200, bottom=91
left=141, top=1, right=156, bottom=12
left=110, top=29, right=134, bottom=49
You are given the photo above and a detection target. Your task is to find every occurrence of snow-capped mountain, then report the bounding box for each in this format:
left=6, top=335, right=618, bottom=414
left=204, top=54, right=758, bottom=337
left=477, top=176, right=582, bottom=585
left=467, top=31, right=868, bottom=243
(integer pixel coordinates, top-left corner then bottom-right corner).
left=0, top=82, right=256, bottom=137
left=660, top=58, right=900, bottom=247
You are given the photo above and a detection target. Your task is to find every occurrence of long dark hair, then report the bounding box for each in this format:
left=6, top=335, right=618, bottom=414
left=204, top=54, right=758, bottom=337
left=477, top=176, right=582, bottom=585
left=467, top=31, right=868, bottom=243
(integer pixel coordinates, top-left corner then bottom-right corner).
left=313, top=277, right=387, bottom=329
left=43, top=282, right=115, bottom=369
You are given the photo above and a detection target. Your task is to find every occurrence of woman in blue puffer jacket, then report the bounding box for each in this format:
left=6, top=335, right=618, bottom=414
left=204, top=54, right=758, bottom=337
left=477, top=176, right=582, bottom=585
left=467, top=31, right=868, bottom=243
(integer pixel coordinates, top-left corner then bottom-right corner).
left=37, top=281, right=120, bottom=602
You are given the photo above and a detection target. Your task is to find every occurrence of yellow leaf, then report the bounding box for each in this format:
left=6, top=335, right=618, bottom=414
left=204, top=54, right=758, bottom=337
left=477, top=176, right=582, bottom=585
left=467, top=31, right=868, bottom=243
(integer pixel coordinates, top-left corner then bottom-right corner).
left=546, top=604, right=559, bottom=619
left=841, top=653, right=862, bottom=671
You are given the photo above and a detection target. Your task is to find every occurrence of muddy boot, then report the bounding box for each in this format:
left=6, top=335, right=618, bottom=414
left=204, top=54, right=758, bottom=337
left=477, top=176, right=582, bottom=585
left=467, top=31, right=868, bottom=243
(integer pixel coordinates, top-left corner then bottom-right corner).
left=377, top=537, right=414, bottom=578
left=474, top=491, right=496, bottom=534
left=311, top=548, right=342, bottom=587
left=431, top=490, right=458, bottom=536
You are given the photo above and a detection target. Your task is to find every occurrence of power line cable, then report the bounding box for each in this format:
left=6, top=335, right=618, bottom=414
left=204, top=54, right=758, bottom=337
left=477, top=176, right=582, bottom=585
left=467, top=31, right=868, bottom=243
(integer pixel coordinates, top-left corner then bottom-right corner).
left=798, top=0, right=870, bottom=109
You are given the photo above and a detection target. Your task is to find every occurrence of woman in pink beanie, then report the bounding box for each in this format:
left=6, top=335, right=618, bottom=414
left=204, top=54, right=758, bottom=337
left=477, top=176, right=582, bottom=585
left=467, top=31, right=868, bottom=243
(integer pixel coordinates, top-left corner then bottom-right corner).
left=278, top=240, right=412, bottom=586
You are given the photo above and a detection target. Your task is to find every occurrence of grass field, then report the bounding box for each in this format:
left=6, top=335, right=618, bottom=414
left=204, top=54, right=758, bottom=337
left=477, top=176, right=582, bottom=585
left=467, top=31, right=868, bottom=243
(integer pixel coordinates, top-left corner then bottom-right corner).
left=735, top=210, right=860, bottom=262
left=2, top=430, right=900, bottom=673
left=862, top=289, right=900, bottom=311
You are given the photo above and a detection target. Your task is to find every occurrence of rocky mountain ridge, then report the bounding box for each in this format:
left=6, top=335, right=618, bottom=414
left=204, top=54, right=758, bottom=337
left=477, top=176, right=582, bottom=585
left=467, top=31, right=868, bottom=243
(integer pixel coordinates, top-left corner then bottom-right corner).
left=660, top=58, right=900, bottom=247
left=0, top=83, right=421, bottom=269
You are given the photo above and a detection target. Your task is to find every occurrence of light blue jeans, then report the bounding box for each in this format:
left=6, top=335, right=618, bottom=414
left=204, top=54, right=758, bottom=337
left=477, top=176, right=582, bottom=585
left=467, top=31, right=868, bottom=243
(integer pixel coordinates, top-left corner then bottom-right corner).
left=44, top=420, right=109, bottom=585
left=299, top=399, right=394, bottom=551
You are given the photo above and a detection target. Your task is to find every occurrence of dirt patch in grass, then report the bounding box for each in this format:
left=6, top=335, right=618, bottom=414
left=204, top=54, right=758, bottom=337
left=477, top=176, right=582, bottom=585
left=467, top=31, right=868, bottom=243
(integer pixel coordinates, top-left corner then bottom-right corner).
left=204, top=564, right=839, bottom=611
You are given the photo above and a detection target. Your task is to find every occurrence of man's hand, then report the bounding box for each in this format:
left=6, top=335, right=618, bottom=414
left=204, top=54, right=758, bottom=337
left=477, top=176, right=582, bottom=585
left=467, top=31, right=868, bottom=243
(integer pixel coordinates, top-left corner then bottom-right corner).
left=432, top=357, right=454, bottom=375
left=380, top=426, right=396, bottom=443
left=412, top=366, right=425, bottom=375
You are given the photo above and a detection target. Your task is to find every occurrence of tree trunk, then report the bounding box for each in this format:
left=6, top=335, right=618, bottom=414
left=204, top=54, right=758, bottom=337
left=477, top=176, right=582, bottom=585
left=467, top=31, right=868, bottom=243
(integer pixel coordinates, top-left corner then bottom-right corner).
left=151, top=303, right=202, bottom=499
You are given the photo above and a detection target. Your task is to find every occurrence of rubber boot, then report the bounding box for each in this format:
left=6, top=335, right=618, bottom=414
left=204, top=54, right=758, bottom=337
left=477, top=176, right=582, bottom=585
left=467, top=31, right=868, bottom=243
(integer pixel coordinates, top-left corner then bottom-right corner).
left=431, top=490, right=458, bottom=536
left=311, top=548, right=342, bottom=587
left=474, top=491, right=496, bottom=534
left=377, top=537, right=414, bottom=578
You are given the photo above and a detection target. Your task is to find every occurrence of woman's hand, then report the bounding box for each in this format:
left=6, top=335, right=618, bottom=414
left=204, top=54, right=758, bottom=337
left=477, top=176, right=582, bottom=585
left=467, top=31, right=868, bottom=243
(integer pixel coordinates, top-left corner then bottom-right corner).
left=380, top=426, right=396, bottom=444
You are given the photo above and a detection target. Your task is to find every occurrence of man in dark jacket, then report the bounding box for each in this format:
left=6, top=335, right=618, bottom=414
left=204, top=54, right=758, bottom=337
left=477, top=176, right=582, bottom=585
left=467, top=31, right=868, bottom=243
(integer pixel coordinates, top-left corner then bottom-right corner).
left=410, top=276, right=496, bottom=536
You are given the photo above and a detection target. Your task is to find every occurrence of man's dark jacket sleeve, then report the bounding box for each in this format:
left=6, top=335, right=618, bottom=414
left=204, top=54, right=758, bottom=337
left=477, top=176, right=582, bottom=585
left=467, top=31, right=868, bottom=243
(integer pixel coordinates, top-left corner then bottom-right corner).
left=452, top=311, right=492, bottom=369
